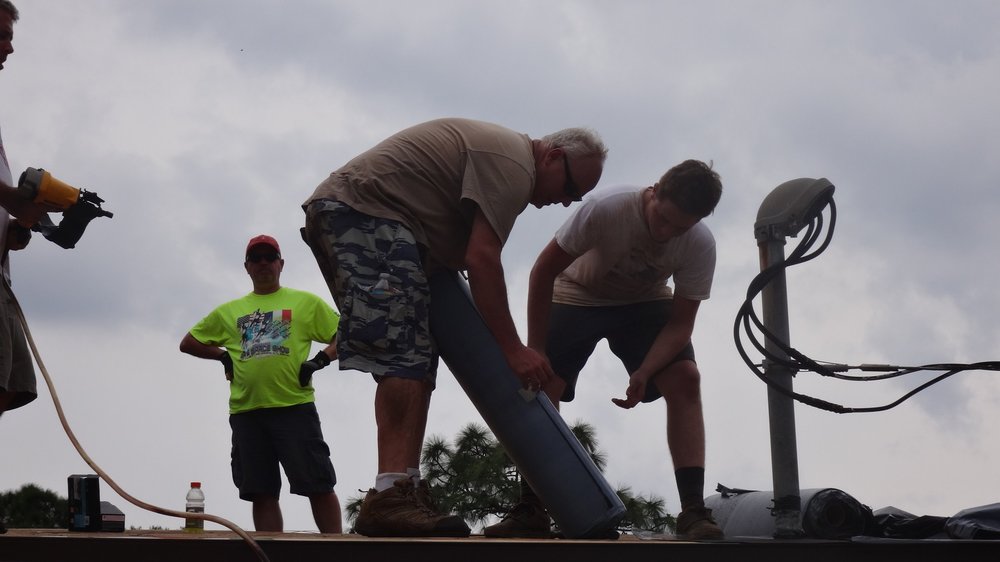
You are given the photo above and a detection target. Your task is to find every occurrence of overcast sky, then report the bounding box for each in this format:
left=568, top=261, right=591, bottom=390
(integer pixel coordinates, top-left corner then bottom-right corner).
left=2, top=0, right=999, bottom=533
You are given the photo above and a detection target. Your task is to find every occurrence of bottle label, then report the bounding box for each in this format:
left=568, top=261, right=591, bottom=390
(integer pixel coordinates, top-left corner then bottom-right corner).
left=184, top=506, right=205, bottom=532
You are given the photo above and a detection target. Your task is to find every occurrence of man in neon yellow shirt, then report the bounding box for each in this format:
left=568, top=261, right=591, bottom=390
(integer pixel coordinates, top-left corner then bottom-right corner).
left=180, top=235, right=342, bottom=533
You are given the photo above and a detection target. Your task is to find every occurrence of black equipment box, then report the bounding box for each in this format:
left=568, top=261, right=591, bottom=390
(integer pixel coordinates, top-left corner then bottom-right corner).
left=67, top=475, right=124, bottom=532
left=68, top=474, right=101, bottom=531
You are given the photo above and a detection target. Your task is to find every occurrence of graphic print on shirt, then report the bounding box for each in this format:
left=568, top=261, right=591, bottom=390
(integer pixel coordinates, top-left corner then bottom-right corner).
left=238, top=308, right=292, bottom=360
left=618, top=242, right=669, bottom=286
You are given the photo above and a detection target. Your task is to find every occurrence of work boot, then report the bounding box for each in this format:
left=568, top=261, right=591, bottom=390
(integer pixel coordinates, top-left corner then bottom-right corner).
left=354, top=478, right=471, bottom=537
left=415, top=479, right=440, bottom=511
left=676, top=506, right=724, bottom=540
left=484, top=499, right=552, bottom=539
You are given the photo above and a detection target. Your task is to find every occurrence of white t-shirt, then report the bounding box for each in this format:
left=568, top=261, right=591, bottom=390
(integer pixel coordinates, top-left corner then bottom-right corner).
left=1, top=123, right=13, bottom=283
left=552, top=185, right=716, bottom=306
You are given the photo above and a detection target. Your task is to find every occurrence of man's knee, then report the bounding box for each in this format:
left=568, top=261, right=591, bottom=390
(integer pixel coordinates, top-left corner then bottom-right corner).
left=378, top=374, right=433, bottom=394
left=655, top=360, right=702, bottom=400
left=250, top=495, right=280, bottom=506
left=375, top=376, right=433, bottom=419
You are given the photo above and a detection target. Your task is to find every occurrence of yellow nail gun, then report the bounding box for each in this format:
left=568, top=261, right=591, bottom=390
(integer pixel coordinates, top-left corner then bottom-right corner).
left=16, top=167, right=113, bottom=249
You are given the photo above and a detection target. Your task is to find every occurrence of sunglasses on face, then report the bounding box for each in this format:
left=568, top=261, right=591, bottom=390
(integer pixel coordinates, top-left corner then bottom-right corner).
left=563, top=154, right=582, bottom=202
left=247, top=253, right=280, bottom=263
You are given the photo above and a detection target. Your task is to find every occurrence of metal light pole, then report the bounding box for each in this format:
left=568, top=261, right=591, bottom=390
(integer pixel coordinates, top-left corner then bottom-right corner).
left=753, top=178, right=835, bottom=538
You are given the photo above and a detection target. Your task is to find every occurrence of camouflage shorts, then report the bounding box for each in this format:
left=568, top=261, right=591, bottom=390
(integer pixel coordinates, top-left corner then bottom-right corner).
left=304, top=200, right=437, bottom=384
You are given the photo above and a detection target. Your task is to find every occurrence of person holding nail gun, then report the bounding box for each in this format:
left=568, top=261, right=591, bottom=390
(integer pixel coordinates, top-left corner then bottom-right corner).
left=1, top=3, right=113, bottom=448
left=179, top=235, right=343, bottom=534
left=1, top=4, right=113, bottom=533
left=0, top=0, right=49, bottom=428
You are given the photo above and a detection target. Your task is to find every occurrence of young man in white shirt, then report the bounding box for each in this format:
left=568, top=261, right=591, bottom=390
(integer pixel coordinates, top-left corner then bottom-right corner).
left=489, top=159, right=724, bottom=540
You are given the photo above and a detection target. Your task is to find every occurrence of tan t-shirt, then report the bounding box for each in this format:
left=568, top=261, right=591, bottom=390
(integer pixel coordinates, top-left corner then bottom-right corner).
left=553, top=185, right=716, bottom=306
left=305, top=118, right=535, bottom=270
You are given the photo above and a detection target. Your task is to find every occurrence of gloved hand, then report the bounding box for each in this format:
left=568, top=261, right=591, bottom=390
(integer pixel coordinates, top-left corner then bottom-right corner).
left=6, top=222, right=32, bottom=251
left=218, top=351, right=234, bottom=381
left=299, top=350, right=332, bottom=387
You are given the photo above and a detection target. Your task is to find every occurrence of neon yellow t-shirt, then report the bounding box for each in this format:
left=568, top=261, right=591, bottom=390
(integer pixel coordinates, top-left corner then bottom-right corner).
left=189, top=287, right=340, bottom=414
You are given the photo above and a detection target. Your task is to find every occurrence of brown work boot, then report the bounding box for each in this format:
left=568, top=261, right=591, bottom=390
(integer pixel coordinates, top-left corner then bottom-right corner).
left=676, top=506, right=724, bottom=540
left=414, top=479, right=440, bottom=510
left=354, top=478, right=471, bottom=537
left=484, top=500, right=552, bottom=538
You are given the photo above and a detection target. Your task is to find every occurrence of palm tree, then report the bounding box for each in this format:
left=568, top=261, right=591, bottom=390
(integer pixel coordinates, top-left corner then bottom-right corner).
left=617, top=486, right=676, bottom=533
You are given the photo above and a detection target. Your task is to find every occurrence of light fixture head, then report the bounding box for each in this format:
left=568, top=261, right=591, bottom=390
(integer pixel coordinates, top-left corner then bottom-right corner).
left=754, top=178, right=835, bottom=242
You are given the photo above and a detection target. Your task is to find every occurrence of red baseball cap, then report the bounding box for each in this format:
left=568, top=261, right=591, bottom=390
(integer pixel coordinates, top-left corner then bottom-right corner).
left=245, top=234, right=281, bottom=257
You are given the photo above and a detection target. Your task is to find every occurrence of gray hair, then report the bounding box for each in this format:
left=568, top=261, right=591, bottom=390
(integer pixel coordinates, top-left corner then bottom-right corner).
left=541, top=127, right=608, bottom=162
left=0, top=0, right=18, bottom=21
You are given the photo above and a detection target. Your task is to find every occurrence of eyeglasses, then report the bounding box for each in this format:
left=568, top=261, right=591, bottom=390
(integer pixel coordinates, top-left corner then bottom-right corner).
left=563, top=154, right=582, bottom=202
left=247, top=253, right=280, bottom=263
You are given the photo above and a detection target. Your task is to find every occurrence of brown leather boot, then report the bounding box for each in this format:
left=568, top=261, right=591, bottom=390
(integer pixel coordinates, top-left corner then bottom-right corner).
left=484, top=499, right=552, bottom=539
left=354, top=478, right=471, bottom=537
left=676, top=506, right=724, bottom=540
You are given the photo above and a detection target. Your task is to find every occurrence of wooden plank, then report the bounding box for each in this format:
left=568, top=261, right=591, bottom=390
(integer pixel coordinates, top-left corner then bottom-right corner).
left=1, top=529, right=996, bottom=562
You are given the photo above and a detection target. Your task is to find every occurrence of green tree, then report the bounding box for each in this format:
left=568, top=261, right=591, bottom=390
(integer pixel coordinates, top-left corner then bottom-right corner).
left=0, top=484, right=67, bottom=529
left=345, top=421, right=674, bottom=534
left=421, top=423, right=516, bottom=528
left=617, top=486, right=676, bottom=533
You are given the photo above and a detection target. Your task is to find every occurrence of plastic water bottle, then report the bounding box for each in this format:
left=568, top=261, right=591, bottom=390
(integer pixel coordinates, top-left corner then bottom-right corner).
left=184, top=482, right=205, bottom=533
left=369, top=272, right=402, bottom=297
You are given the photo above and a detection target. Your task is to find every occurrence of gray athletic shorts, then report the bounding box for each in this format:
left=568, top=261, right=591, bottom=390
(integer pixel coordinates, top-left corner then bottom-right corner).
left=229, top=402, right=336, bottom=500
left=304, top=200, right=438, bottom=385
left=0, top=286, right=37, bottom=411
left=547, top=299, right=696, bottom=403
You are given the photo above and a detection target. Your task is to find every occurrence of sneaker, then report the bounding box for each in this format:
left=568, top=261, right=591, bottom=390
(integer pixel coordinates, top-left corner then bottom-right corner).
left=484, top=501, right=552, bottom=539
left=354, top=478, right=471, bottom=537
left=676, top=506, right=724, bottom=540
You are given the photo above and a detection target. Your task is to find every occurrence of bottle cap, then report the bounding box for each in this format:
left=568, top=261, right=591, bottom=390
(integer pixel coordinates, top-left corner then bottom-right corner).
left=191, top=482, right=201, bottom=488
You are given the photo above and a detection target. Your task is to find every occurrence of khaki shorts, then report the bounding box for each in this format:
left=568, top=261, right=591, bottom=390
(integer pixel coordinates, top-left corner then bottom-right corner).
left=0, top=285, right=37, bottom=412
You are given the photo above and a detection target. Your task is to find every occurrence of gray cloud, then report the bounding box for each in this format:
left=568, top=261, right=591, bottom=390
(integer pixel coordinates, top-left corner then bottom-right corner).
left=2, top=0, right=999, bottom=531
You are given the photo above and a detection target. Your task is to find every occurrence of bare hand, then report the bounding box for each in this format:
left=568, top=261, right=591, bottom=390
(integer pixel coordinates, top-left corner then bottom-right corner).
left=5, top=197, right=59, bottom=226
left=506, top=345, right=554, bottom=391
left=611, top=371, right=647, bottom=409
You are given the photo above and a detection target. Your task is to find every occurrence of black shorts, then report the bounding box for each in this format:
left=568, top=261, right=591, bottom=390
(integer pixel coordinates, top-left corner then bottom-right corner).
left=229, top=402, right=336, bottom=501
left=547, top=300, right=695, bottom=403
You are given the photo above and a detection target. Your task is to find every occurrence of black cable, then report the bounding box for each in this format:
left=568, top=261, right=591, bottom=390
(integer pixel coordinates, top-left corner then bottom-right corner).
left=733, top=198, right=1000, bottom=413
